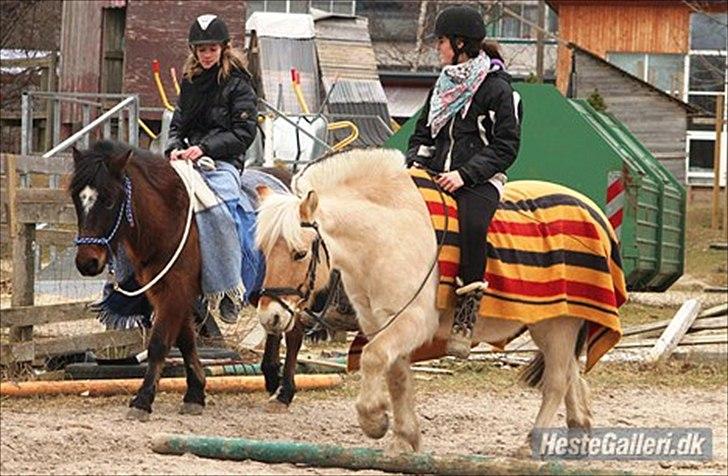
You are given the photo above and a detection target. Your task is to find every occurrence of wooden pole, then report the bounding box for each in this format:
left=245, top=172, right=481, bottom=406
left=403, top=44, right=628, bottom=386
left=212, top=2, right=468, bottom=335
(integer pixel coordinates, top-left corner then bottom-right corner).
left=535, top=0, right=546, bottom=82
left=646, top=299, right=702, bottom=363
left=0, top=374, right=343, bottom=398
left=711, top=95, right=724, bottom=230
left=151, top=434, right=606, bottom=475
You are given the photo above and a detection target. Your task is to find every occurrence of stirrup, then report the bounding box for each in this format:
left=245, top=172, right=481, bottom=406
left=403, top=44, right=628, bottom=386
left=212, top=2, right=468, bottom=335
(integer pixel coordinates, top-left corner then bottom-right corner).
left=446, top=281, right=488, bottom=359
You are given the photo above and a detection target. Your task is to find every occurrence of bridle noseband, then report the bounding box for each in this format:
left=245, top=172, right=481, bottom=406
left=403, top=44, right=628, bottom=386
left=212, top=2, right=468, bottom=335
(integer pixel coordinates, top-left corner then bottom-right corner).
left=74, top=175, right=134, bottom=254
left=259, top=221, right=330, bottom=318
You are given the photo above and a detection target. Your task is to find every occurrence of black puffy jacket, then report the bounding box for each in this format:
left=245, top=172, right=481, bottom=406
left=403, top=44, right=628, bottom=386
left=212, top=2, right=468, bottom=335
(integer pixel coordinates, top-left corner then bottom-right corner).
left=406, top=70, right=522, bottom=186
left=165, top=68, right=257, bottom=170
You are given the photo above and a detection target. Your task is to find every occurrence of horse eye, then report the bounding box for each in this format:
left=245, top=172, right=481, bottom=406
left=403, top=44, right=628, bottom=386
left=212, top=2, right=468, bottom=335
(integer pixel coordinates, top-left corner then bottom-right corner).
left=292, top=250, right=308, bottom=261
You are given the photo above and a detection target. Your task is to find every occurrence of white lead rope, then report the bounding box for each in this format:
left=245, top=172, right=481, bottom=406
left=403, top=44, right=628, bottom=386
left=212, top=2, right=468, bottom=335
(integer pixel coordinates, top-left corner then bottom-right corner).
left=112, top=161, right=196, bottom=297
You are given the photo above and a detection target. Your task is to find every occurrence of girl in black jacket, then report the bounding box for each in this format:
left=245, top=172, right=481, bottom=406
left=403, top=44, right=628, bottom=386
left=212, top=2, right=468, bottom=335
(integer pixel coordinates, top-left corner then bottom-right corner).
left=166, top=15, right=258, bottom=324
left=406, top=5, right=523, bottom=358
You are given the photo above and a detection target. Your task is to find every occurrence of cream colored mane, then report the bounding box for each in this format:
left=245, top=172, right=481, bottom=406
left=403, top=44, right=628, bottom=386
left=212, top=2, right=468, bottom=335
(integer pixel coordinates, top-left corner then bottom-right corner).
left=256, top=148, right=406, bottom=256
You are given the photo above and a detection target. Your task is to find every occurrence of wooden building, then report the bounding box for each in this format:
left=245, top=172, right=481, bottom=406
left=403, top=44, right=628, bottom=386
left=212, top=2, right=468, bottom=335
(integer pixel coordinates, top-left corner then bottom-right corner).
left=60, top=1, right=247, bottom=117
left=548, top=0, right=727, bottom=185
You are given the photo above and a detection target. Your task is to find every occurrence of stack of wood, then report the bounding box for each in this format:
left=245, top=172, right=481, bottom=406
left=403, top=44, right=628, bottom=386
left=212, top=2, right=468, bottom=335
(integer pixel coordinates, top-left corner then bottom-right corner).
left=468, top=302, right=727, bottom=365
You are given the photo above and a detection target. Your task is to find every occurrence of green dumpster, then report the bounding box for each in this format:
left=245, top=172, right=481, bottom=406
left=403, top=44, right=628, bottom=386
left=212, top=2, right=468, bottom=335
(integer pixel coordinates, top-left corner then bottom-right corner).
left=383, top=83, right=686, bottom=291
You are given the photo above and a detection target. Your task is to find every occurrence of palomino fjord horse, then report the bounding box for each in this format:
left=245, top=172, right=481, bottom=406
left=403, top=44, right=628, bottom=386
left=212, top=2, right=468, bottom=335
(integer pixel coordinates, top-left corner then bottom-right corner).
left=70, top=140, right=324, bottom=419
left=255, top=148, right=625, bottom=454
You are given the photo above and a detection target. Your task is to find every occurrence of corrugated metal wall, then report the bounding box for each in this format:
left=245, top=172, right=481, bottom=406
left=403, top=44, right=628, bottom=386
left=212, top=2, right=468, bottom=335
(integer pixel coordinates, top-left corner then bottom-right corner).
left=573, top=49, right=689, bottom=182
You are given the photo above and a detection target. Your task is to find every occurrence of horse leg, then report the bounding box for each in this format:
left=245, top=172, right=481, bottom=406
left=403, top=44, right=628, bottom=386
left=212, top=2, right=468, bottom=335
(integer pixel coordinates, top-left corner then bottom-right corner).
left=385, top=355, right=420, bottom=454
left=261, top=333, right=282, bottom=396
left=565, top=361, right=592, bottom=431
left=267, top=322, right=304, bottom=412
left=177, top=316, right=206, bottom=415
left=525, top=317, right=582, bottom=440
left=127, top=305, right=182, bottom=420
left=356, top=306, right=434, bottom=442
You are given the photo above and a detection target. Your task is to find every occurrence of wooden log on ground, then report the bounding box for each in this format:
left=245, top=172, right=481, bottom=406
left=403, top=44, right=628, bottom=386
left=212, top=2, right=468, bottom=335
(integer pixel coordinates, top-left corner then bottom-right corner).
left=699, top=303, right=728, bottom=319
left=0, top=374, right=343, bottom=397
left=150, top=434, right=601, bottom=475
left=647, top=299, right=702, bottom=363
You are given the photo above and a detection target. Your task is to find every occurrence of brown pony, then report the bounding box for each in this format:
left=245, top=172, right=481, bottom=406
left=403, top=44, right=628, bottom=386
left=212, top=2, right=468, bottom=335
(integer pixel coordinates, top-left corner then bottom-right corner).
left=70, top=140, right=320, bottom=419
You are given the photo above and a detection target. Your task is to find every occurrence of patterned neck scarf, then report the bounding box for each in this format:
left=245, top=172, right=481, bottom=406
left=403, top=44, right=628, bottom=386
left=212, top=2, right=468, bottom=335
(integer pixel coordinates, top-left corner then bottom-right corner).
left=427, top=51, right=494, bottom=138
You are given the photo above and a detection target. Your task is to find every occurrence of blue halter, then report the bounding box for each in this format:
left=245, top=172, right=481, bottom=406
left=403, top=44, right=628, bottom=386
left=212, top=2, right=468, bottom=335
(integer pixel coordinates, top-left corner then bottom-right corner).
left=74, top=176, right=135, bottom=252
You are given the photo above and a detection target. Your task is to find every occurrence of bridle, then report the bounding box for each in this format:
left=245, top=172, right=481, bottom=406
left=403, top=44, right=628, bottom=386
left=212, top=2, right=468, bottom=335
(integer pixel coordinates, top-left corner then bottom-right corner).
left=74, top=175, right=135, bottom=254
left=258, top=221, right=331, bottom=319
left=73, top=160, right=196, bottom=297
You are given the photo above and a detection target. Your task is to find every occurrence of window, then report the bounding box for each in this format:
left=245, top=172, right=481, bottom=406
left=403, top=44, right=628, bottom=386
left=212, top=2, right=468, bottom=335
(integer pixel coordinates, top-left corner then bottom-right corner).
left=485, top=2, right=558, bottom=40
left=690, top=12, right=728, bottom=51
left=689, top=54, right=726, bottom=92
left=607, top=52, right=684, bottom=96
left=686, top=12, right=728, bottom=185
left=247, top=0, right=356, bottom=18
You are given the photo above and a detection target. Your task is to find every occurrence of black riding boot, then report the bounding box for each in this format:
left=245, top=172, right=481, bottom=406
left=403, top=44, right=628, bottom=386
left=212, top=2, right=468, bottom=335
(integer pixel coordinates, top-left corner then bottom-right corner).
left=446, top=281, right=488, bottom=359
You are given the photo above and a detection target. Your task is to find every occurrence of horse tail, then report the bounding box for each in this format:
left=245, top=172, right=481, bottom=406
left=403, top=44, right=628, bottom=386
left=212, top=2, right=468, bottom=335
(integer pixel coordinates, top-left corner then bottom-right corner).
left=519, top=320, right=588, bottom=388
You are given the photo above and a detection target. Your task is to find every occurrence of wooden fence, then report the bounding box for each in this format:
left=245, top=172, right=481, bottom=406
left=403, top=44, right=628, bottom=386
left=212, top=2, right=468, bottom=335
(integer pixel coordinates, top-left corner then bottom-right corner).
left=0, top=153, right=143, bottom=366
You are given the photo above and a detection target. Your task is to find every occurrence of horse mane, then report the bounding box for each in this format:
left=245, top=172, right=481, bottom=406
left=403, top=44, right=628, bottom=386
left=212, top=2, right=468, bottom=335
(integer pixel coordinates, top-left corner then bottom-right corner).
left=256, top=148, right=405, bottom=256
left=70, top=140, right=180, bottom=196
left=292, top=148, right=405, bottom=196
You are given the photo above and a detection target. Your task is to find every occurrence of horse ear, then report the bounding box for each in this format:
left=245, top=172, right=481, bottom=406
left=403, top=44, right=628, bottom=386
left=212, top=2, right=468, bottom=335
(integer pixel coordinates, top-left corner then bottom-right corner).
left=108, top=149, right=132, bottom=176
left=299, top=190, right=318, bottom=221
left=256, top=185, right=272, bottom=201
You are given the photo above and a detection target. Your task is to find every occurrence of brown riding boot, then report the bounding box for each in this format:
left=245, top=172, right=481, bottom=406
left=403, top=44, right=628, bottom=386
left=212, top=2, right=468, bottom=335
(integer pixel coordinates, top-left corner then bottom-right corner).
left=446, top=281, right=488, bottom=359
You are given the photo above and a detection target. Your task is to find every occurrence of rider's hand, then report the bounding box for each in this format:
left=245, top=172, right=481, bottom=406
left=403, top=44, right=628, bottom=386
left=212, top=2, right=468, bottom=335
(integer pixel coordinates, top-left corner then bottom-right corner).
left=181, top=146, right=204, bottom=161
left=169, top=149, right=184, bottom=161
left=435, top=171, right=464, bottom=193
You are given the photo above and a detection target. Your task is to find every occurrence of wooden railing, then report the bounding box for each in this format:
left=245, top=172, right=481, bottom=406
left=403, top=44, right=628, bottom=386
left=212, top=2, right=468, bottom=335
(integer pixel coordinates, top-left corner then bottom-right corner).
left=0, top=153, right=143, bottom=366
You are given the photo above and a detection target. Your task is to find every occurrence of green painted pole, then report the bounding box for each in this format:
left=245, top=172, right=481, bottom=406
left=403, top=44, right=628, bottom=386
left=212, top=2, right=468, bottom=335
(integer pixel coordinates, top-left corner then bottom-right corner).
left=151, top=433, right=613, bottom=475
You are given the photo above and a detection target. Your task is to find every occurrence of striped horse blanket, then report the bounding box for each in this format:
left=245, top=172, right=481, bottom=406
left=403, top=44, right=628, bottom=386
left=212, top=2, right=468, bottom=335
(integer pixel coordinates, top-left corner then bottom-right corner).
left=348, top=169, right=626, bottom=372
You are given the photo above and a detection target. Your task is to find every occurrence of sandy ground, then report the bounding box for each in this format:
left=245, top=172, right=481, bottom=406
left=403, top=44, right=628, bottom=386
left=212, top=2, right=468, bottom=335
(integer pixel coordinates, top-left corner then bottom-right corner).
left=1, top=379, right=726, bottom=475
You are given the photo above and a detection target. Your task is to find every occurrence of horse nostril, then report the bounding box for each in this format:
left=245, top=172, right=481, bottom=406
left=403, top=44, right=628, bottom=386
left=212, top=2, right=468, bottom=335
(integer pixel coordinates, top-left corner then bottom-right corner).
left=272, top=314, right=280, bottom=328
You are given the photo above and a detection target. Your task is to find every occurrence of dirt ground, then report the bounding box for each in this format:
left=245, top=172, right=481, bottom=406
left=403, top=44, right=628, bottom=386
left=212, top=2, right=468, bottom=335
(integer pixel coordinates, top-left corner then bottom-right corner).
left=1, top=370, right=726, bottom=475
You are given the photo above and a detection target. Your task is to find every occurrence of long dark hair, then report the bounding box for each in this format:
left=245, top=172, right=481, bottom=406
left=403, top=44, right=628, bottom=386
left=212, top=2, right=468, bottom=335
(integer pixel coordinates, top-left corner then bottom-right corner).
left=455, top=37, right=505, bottom=62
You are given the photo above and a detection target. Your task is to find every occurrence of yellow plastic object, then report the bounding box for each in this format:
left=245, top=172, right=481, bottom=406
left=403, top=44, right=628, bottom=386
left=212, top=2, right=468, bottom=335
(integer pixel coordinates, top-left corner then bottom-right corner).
left=152, top=59, right=175, bottom=112
left=170, top=67, right=181, bottom=95
left=290, top=68, right=310, bottom=115
left=328, top=121, right=359, bottom=151
left=138, top=118, right=158, bottom=139
left=389, top=119, right=401, bottom=133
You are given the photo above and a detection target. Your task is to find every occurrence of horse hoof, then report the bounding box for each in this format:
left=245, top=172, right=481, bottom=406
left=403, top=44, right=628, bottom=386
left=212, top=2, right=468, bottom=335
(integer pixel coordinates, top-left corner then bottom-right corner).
left=358, top=410, right=389, bottom=439
left=179, top=403, right=204, bottom=415
left=265, top=398, right=289, bottom=414
left=126, top=407, right=151, bottom=422
left=384, top=436, right=415, bottom=456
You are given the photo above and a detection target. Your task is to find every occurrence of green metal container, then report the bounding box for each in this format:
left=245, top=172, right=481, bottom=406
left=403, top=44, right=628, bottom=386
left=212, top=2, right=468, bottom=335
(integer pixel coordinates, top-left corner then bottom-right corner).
left=383, top=83, right=686, bottom=291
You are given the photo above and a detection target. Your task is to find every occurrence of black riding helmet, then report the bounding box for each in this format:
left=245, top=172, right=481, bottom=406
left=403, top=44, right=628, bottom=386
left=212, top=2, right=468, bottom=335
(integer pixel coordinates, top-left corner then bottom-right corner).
left=188, top=14, right=230, bottom=45
left=433, top=5, right=486, bottom=65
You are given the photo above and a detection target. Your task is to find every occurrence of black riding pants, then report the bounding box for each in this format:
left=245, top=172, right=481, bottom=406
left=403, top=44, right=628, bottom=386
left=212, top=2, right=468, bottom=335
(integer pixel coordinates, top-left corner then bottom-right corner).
left=453, top=182, right=500, bottom=285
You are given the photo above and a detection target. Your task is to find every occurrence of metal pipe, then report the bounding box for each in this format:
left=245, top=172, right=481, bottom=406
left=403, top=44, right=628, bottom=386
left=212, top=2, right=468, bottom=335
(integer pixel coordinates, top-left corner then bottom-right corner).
left=128, top=95, right=139, bottom=147
left=42, top=96, right=136, bottom=158
left=21, top=93, right=31, bottom=155
left=258, top=98, right=334, bottom=152
left=30, top=91, right=132, bottom=99
left=52, top=98, right=61, bottom=147
left=80, top=105, right=91, bottom=149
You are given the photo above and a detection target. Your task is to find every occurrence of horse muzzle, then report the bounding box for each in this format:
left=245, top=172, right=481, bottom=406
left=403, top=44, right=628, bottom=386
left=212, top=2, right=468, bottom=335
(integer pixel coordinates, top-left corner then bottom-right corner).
left=75, top=247, right=107, bottom=276
left=257, top=300, right=296, bottom=335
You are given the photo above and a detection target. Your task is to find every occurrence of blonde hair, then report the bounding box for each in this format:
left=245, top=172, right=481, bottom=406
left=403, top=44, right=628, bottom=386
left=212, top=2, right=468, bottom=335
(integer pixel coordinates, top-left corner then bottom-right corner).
left=182, top=43, right=248, bottom=82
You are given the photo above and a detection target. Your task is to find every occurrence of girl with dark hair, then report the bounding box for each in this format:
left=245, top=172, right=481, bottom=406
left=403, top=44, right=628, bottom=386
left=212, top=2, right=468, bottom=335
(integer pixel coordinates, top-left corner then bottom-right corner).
left=406, top=5, right=523, bottom=359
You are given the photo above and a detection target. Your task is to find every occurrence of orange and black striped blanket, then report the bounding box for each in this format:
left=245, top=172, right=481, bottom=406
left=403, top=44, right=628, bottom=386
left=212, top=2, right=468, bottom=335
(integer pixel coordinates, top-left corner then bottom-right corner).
left=347, top=169, right=626, bottom=372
